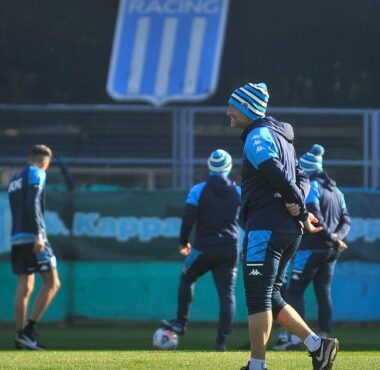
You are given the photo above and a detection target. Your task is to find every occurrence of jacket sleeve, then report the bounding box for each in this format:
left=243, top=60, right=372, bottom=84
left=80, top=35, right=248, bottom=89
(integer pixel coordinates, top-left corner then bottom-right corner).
left=259, top=158, right=309, bottom=221
left=305, top=180, right=339, bottom=248
left=245, top=126, right=308, bottom=222
left=334, top=192, right=351, bottom=240
left=307, top=203, right=338, bottom=246
left=179, top=204, right=197, bottom=246
left=295, top=161, right=311, bottom=200
left=26, top=184, right=45, bottom=237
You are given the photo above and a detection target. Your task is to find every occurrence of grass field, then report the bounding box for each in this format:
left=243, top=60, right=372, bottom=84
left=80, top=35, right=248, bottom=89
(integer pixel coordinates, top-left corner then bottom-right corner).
left=0, top=323, right=379, bottom=369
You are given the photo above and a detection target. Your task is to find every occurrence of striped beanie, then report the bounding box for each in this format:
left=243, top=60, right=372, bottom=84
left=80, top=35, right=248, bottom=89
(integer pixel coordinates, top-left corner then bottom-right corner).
left=299, top=144, right=325, bottom=173
left=228, top=82, right=269, bottom=121
left=208, top=149, right=232, bottom=176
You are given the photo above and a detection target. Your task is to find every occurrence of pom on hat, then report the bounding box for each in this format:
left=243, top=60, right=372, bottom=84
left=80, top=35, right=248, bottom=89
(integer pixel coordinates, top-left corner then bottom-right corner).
left=299, top=144, right=325, bottom=173
left=310, top=144, right=325, bottom=157
left=208, top=149, right=232, bottom=176
left=228, top=82, right=269, bottom=121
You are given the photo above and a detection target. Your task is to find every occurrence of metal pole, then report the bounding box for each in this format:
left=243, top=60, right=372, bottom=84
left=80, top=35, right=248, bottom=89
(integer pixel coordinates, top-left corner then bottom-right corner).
left=187, top=109, right=195, bottom=189
left=172, top=110, right=179, bottom=189
left=178, top=109, right=188, bottom=189
left=363, top=112, right=369, bottom=188
left=371, top=111, right=379, bottom=189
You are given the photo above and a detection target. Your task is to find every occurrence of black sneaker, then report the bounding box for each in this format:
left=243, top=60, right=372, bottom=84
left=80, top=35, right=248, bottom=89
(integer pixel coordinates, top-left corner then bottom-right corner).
left=272, top=337, right=290, bottom=350
left=216, top=342, right=227, bottom=352
left=240, top=362, right=250, bottom=370
left=309, top=337, right=339, bottom=370
left=161, top=319, right=186, bottom=336
left=240, top=362, right=267, bottom=370
left=15, top=333, right=46, bottom=350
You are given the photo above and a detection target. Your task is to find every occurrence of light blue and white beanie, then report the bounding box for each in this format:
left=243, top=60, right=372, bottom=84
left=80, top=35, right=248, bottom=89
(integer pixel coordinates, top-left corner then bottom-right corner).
left=299, top=144, right=325, bottom=173
left=228, top=82, right=269, bottom=121
left=208, top=149, right=232, bottom=176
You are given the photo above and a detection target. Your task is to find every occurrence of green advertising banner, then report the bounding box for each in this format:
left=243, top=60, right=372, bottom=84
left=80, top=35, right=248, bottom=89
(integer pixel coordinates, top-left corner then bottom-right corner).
left=343, top=190, right=380, bottom=262
left=45, top=189, right=187, bottom=261
left=1, top=189, right=380, bottom=262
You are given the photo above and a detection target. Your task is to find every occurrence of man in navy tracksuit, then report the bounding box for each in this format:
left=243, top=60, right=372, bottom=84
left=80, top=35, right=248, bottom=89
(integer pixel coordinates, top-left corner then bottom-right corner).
left=8, top=145, right=60, bottom=350
left=162, top=149, right=241, bottom=351
left=227, top=82, right=339, bottom=370
left=285, top=145, right=350, bottom=348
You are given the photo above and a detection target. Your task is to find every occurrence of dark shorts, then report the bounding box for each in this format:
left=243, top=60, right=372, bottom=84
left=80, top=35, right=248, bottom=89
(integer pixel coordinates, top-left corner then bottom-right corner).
left=11, top=242, right=57, bottom=275
left=242, top=230, right=302, bottom=316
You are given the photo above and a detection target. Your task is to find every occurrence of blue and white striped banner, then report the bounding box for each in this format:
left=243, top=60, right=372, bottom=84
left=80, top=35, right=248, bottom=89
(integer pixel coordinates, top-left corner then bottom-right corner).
left=107, top=0, right=230, bottom=106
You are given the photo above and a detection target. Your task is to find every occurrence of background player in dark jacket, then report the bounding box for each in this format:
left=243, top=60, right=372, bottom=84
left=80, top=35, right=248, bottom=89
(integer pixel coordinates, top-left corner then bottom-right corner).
left=284, top=145, right=350, bottom=349
left=162, top=149, right=241, bottom=351
left=227, top=82, right=338, bottom=370
left=8, top=145, right=61, bottom=350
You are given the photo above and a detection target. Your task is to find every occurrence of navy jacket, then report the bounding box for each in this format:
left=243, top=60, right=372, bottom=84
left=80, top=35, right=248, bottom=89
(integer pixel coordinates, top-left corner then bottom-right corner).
left=179, top=175, right=241, bottom=251
left=240, top=116, right=310, bottom=232
left=299, top=172, right=351, bottom=250
left=8, top=165, right=48, bottom=245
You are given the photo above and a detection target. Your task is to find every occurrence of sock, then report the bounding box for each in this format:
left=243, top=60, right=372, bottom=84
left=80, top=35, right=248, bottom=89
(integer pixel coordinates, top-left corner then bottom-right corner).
left=249, top=357, right=267, bottom=370
left=24, top=319, right=37, bottom=335
left=278, top=332, right=288, bottom=340
left=290, top=334, right=302, bottom=345
left=304, top=333, right=321, bottom=352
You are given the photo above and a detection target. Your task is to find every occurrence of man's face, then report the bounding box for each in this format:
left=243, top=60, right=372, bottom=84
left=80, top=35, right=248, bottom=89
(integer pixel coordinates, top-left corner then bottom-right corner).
left=226, top=105, right=252, bottom=129
left=40, top=157, right=51, bottom=171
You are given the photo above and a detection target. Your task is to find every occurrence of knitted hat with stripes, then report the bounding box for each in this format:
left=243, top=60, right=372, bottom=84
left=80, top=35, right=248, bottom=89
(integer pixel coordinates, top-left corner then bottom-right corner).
left=299, top=144, right=325, bottom=173
left=228, top=82, right=269, bottom=121
left=208, top=149, right=232, bottom=176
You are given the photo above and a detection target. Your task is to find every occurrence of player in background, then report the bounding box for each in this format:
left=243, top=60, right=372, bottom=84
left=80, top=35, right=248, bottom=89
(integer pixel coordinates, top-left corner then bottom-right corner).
left=227, top=82, right=339, bottom=370
left=162, top=149, right=241, bottom=351
left=281, top=145, right=350, bottom=350
left=8, top=145, right=61, bottom=350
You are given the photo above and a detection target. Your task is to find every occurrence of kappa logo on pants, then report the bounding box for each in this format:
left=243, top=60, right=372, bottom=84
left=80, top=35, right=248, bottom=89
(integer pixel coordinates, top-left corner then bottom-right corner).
left=248, top=268, right=262, bottom=276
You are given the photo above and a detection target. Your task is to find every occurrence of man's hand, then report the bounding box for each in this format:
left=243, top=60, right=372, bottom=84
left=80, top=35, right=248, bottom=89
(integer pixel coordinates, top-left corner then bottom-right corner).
left=303, top=212, right=323, bottom=233
left=325, top=233, right=348, bottom=252
left=179, top=243, right=191, bottom=256
left=337, top=239, right=348, bottom=253
left=33, top=235, right=45, bottom=255
left=285, top=202, right=300, bottom=216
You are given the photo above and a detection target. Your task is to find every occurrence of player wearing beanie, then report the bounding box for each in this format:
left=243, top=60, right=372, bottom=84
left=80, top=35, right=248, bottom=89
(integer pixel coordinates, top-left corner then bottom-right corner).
left=227, top=83, right=339, bottom=370
left=285, top=145, right=350, bottom=347
left=162, top=149, right=241, bottom=351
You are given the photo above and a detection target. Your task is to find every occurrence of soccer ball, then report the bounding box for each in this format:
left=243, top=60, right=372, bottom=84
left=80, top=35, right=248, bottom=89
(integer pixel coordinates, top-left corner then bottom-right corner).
left=152, top=327, right=179, bottom=350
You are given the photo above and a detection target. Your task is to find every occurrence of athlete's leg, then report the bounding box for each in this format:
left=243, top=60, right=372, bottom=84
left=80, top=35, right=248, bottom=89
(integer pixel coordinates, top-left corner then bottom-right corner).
left=176, top=249, right=210, bottom=327
left=15, top=274, right=35, bottom=331
left=29, top=269, right=61, bottom=322
left=287, top=250, right=322, bottom=319
left=313, top=253, right=337, bottom=334
left=211, top=251, right=238, bottom=348
left=26, top=242, right=60, bottom=324
left=244, top=232, right=299, bottom=360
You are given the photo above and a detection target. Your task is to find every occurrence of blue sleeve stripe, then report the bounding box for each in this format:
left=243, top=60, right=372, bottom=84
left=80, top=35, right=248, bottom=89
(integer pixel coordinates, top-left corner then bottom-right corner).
left=186, top=181, right=207, bottom=206
left=28, top=167, right=46, bottom=186
left=339, top=189, right=347, bottom=210
left=306, top=180, right=320, bottom=205
left=244, top=127, right=279, bottom=169
left=235, top=185, right=241, bottom=198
